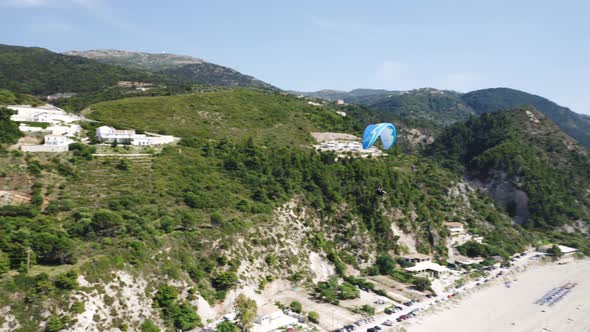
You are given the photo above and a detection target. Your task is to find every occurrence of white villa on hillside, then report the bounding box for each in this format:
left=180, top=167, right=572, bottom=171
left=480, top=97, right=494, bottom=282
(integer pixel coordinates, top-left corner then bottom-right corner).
left=21, top=135, right=73, bottom=153
left=96, top=126, right=176, bottom=146
left=445, top=222, right=465, bottom=235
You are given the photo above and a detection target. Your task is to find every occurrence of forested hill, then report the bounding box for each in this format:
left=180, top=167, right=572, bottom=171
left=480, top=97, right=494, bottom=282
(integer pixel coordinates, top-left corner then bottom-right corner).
left=68, top=49, right=278, bottom=90
left=461, top=88, right=590, bottom=147
left=0, top=44, right=176, bottom=96
left=427, top=107, right=590, bottom=246
left=300, top=87, right=590, bottom=148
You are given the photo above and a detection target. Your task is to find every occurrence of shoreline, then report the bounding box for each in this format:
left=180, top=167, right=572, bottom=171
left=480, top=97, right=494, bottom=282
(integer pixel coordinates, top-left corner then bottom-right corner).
left=399, top=258, right=590, bottom=332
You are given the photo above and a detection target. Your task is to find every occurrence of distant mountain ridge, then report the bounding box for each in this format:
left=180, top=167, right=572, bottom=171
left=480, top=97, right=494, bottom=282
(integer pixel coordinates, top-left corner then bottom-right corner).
left=298, top=87, right=590, bottom=147
left=0, top=44, right=173, bottom=96
left=64, top=49, right=204, bottom=71
left=67, top=49, right=278, bottom=90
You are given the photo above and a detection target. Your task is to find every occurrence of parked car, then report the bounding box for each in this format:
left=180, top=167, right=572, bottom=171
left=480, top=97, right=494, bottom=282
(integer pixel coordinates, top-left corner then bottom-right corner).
left=373, top=326, right=382, bottom=331
left=383, top=320, right=394, bottom=326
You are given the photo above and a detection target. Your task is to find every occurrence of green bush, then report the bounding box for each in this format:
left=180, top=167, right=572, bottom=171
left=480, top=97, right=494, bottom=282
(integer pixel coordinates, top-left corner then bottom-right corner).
left=308, top=311, right=320, bottom=324
left=140, top=319, right=159, bottom=332
left=289, top=300, right=302, bottom=313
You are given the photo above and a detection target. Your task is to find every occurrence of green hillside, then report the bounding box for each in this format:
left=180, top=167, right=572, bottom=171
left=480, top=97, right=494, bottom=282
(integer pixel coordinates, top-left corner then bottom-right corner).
left=427, top=107, right=590, bottom=249
left=0, top=88, right=534, bottom=330
left=88, top=89, right=356, bottom=145
left=461, top=88, right=590, bottom=147
left=160, top=63, right=277, bottom=90
left=0, top=44, right=174, bottom=96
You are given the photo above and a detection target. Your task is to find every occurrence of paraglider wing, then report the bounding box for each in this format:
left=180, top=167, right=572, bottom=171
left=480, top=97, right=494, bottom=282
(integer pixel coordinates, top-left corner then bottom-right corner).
left=362, top=123, right=397, bottom=150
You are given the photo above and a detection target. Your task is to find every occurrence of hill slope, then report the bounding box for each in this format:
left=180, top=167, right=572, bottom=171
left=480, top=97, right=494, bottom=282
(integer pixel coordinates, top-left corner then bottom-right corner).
left=68, top=49, right=277, bottom=90
left=0, top=44, right=173, bottom=96
left=88, top=89, right=354, bottom=146
left=427, top=107, right=589, bottom=237
left=461, top=88, right=590, bottom=147
left=0, top=88, right=532, bottom=330
left=65, top=49, right=204, bottom=71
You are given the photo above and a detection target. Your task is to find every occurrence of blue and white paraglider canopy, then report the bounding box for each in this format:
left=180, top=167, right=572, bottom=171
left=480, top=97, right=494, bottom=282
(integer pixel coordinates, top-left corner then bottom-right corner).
left=362, top=123, right=397, bottom=150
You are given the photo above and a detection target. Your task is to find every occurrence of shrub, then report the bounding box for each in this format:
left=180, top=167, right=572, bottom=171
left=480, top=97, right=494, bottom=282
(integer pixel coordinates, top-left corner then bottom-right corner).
left=54, top=271, right=79, bottom=290
left=212, top=271, right=237, bottom=291
left=289, top=300, right=302, bottom=313
left=308, top=311, right=320, bottom=324
left=412, top=277, right=431, bottom=291
left=140, top=320, right=159, bottom=332
left=216, top=320, right=239, bottom=332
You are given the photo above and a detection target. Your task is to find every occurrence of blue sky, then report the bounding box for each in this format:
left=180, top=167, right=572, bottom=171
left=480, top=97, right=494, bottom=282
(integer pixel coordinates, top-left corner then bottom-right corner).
left=1, top=0, right=589, bottom=114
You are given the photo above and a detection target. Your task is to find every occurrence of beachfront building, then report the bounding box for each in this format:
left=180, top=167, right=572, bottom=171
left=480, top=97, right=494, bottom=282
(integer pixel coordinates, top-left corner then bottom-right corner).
left=454, top=255, right=484, bottom=266
left=537, top=244, right=579, bottom=257
left=405, top=261, right=449, bottom=279
left=252, top=310, right=298, bottom=332
left=402, top=253, right=432, bottom=264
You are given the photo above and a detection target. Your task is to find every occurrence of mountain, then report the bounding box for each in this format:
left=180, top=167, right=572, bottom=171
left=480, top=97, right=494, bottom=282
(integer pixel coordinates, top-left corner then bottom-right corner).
left=461, top=88, right=590, bottom=148
left=427, top=107, right=589, bottom=243
left=0, top=44, right=173, bottom=96
left=304, top=87, right=590, bottom=148
left=68, top=49, right=278, bottom=90
left=65, top=49, right=204, bottom=71
left=295, top=88, right=401, bottom=102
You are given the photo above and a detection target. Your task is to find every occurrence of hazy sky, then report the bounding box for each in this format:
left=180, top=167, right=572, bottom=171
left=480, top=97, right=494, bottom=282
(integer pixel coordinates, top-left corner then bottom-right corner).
left=1, top=0, right=589, bottom=114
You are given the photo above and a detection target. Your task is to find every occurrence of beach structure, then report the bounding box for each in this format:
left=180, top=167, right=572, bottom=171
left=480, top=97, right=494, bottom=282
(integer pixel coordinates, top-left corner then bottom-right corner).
left=537, top=244, right=579, bottom=257
left=402, top=253, right=432, bottom=264
left=454, top=255, right=484, bottom=266
left=405, top=261, right=449, bottom=279
left=252, top=310, right=298, bottom=332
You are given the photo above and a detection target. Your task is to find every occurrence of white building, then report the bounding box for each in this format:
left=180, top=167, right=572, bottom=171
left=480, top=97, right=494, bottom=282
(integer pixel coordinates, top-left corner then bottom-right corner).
left=445, top=222, right=465, bottom=235
left=537, top=244, right=579, bottom=257
left=21, top=135, right=72, bottom=153
left=44, top=135, right=69, bottom=146
left=405, top=261, right=449, bottom=279
left=96, top=126, right=177, bottom=146
left=96, top=126, right=137, bottom=144
left=253, top=311, right=298, bottom=332
left=8, top=105, right=80, bottom=125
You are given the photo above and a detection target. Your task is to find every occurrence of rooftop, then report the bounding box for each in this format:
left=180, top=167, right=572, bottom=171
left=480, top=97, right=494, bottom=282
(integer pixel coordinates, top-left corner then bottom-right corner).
left=402, top=253, right=432, bottom=260
left=405, top=261, right=448, bottom=273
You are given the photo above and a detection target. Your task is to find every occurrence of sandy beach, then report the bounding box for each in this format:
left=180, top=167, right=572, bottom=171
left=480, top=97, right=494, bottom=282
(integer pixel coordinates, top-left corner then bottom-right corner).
left=405, top=259, right=590, bottom=332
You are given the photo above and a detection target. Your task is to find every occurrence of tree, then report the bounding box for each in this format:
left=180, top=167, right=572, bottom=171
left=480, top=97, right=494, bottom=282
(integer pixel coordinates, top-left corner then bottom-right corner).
left=212, top=271, right=238, bottom=291
left=216, top=320, right=239, bottom=332
left=376, top=253, right=396, bottom=275
left=140, top=319, right=159, bottom=332
left=289, top=300, right=302, bottom=313
left=0, top=251, right=9, bottom=275
left=174, top=302, right=201, bottom=330
left=413, top=277, right=431, bottom=291
left=308, top=311, right=320, bottom=324
left=234, top=294, right=257, bottom=332
left=90, top=209, right=125, bottom=237
left=547, top=245, right=563, bottom=259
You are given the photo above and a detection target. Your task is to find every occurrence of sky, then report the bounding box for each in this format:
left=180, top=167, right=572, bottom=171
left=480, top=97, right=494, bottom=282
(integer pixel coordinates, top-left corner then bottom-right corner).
left=1, top=0, right=589, bottom=114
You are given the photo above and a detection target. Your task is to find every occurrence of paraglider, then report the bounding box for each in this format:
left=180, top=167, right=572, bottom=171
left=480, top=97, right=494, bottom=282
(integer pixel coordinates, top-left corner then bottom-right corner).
left=362, top=123, right=397, bottom=150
